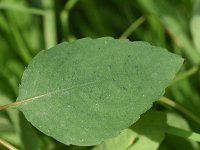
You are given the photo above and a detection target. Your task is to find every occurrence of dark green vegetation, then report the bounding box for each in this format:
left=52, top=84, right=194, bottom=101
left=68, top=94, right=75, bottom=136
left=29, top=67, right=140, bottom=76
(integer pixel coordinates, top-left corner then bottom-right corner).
left=0, top=0, right=200, bottom=150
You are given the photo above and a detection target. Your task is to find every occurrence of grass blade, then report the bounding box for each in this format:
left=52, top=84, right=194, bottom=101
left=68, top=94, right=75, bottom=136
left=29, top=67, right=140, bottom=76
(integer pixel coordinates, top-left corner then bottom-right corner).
left=167, top=126, right=200, bottom=142
left=0, top=138, right=18, bottom=150
left=159, top=97, right=200, bottom=126
left=0, top=2, right=45, bottom=16
left=120, top=16, right=146, bottom=39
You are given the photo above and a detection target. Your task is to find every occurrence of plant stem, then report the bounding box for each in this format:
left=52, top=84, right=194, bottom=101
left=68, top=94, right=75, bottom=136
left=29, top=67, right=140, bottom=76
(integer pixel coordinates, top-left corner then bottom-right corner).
left=159, top=96, right=200, bottom=126
left=119, top=16, right=146, bottom=39
left=42, top=0, right=57, bottom=49
left=0, top=138, right=18, bottom=150
left=60, top=0, right=79, bottom=39
left=0, top=96, right=40, bottom=110
left=0, top=102, right=18, bottom=111
left=167, top=125, right=200, bottom=142
left=171, top=66, right=199, bottom=85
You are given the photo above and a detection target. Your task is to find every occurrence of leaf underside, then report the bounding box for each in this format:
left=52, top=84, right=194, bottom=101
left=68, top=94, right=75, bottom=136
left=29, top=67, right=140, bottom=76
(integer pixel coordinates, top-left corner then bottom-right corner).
left=16, top=37, right=183, bottom=146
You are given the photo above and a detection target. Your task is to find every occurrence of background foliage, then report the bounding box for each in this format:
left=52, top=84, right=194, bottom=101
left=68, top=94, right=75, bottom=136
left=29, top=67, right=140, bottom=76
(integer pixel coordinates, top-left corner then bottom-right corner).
left=0, top=0, right=200, bottom=149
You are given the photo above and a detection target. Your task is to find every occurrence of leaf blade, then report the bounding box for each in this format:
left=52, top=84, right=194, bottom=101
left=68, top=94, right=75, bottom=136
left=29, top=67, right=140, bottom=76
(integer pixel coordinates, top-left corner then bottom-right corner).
left=16, top=37, right=183, bottom=145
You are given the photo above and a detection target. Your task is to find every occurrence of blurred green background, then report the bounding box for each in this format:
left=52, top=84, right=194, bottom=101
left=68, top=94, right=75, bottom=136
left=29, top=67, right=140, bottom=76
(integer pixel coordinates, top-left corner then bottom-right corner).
left=0, top=0, right=200, bottom=149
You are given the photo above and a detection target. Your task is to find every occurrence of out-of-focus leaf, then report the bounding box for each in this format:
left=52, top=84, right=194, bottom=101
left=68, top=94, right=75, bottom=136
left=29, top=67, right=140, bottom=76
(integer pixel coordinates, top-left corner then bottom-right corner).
left=167, top=126, right=200, bottom=142
left=92, top=129, right=136, bottom=150
left=167, top=112, right=193, bottom=130
left=0, top=133, right=21, bottom=148
left=128, top=110, right=167, bottom=150
left=93, top=110, right=167, bottom=150
left=158, top=113, right=200, bottom=150
left=0, top=93, right=22, bottom=150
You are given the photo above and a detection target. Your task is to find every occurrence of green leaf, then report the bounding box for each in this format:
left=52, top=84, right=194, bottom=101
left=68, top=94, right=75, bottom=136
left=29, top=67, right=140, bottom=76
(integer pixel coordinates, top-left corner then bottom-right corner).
left=167, top=126, right=200, bottom=142
left=16, top=37, right=183, bottom=146
left=93, top=110, right=167, bottom=150
left=92, top=128, right=136, bottom=150
left=159, top=113, right=200, bottom=150
left=128, top=110, right=167, bottom=150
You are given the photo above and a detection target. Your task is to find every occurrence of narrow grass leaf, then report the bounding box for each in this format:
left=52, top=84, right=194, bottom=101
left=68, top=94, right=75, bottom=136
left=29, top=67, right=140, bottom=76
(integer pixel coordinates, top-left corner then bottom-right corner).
left=167, top=126, right=200, bottom=142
